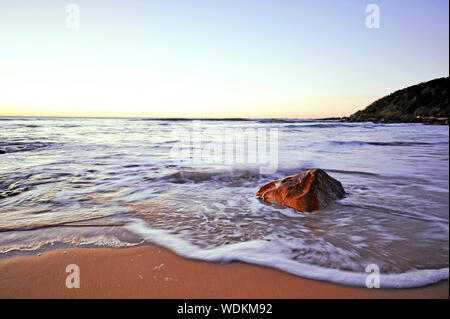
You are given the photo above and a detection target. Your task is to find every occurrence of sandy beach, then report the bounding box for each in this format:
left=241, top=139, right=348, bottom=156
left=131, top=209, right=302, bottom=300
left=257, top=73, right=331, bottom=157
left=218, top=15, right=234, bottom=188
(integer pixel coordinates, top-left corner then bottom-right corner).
left=1, top=0, right=449, bottom=302
left=0, top=245, right=447, bottom=299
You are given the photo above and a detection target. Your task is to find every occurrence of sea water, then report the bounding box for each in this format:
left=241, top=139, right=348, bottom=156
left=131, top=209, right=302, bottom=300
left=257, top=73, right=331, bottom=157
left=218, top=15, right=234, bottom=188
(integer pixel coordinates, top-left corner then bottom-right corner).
left=0, top=117, right=448, bottom=287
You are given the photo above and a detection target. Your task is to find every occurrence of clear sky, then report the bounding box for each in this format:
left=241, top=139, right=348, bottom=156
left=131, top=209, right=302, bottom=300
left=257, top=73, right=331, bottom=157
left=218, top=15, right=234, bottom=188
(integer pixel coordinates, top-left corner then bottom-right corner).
left=0, top=0, right=448, bottom=118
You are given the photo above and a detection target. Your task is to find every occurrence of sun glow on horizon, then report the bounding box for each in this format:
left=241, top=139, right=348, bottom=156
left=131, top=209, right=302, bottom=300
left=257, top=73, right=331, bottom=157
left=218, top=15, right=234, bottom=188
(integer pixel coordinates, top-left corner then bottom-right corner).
left=1, top=0, right=448, bottom=118
left=0, top=61, right=382, bottom=119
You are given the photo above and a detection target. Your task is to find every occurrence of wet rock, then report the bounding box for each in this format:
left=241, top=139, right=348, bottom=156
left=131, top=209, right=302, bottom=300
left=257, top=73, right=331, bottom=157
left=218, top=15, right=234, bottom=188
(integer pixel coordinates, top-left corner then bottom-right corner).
left=257, top=169, right=345, bottom=212
left=0, top=150, right=5, bottom=154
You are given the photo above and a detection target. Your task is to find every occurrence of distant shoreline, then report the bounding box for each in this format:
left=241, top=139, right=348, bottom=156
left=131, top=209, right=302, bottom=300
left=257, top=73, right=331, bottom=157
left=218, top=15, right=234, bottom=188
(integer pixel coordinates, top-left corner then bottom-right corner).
left=0, top=116, right=320, bottom=121
left=319, top=116, right=449, bottom=125
left=1, top=114, right=449, bottom=125
left=1, top=116, right=448, bottom=124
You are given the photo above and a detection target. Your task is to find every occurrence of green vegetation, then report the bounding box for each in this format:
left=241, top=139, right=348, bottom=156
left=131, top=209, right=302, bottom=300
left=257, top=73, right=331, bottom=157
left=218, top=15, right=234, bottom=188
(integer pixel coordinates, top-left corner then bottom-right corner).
left=346, top=77, right=449, bottom=124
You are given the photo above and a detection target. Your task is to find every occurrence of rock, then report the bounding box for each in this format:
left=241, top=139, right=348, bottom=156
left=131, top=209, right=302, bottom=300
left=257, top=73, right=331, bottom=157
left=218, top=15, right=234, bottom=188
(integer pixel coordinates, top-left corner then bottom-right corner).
left=346, top=77, right=449, bottom=124
left=0, top=150, right=5, bottom=154
left=257, top=169, right=345, bottom=212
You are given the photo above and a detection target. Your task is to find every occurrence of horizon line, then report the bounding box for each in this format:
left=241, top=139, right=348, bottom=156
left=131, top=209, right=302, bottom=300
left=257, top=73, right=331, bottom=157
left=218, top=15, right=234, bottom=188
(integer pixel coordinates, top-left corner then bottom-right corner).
left=0, top=115, right=345, bottom=120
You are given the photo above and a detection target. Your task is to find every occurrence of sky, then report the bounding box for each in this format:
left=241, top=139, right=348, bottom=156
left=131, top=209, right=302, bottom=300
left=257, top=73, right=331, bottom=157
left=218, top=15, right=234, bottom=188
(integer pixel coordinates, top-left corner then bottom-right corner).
left=0, top=0, right=448, bottom=118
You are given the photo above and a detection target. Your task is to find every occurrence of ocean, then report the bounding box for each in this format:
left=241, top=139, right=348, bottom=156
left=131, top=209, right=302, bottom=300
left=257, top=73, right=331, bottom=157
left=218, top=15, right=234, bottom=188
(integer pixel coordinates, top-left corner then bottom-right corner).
left=0, top=117, right=448, bottom=288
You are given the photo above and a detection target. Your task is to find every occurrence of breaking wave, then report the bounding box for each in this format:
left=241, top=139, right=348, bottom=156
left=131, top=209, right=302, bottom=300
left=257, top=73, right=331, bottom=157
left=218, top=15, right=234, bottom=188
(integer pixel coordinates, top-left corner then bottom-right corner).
left=126, top=219, right=449, bottom=288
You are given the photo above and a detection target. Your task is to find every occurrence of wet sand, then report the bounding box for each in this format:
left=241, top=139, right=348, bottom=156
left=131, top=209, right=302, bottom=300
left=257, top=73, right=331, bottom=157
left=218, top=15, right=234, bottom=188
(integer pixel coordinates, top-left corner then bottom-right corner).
left=0, top=245, right=448, bottom=299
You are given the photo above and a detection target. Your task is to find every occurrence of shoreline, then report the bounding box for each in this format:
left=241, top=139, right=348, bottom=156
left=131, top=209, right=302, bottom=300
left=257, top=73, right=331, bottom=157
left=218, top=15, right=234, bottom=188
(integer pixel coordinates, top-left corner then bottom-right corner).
left=0, top=245, right=448, bottom=299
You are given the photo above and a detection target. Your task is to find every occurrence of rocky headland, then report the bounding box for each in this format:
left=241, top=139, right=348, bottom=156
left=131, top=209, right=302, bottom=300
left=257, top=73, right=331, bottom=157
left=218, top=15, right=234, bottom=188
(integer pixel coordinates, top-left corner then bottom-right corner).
left=334, top=77, right=449, bottom=125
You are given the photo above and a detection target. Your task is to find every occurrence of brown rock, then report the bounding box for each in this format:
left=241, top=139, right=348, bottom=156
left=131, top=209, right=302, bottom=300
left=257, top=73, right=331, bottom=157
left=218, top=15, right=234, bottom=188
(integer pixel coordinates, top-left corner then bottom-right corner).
left=257, top=169, right=345, bottom=212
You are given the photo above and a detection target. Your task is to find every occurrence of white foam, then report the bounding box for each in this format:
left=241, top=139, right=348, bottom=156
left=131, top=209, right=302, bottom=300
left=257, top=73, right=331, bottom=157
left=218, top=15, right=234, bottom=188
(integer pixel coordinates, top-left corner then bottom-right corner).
left=125, top=218, right=449, bottom=288
left=0, top=235, right=139, bottom=254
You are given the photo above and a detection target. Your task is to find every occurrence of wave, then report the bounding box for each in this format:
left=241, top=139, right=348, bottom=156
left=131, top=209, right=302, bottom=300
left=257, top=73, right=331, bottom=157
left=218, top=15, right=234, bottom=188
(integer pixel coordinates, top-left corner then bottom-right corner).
left=0, top=235, right=139, bottom=255
left=326, top=169, right=428, bottom=183
left=57, top=124, right=81, bottom=128
left=0, top=184, right=30, bottom=199
left=329, top=140, right=448, bottom=147
left=154, top=168, right=265, bottom=185
left=0, top=215, right=114, bottom=232
left=156, top=167, right=411, bottom=185
left=132, top=118, right=253, bottom=122
left=326, top=169, right=380, bottom=177
left=0, top=141, right=56, bottom=154
left=300, top=123, right=347, bottom=128
left=257, top=119, right=294, bottom=123
left=130, top=118, right=321, bottom=124
left=125, top=218, right=449, bottom=288
left=338, top=199, right=449, bottom=225
left=153, top=167, right=422, bottom=187
left=152, top=166, right=315, bottom=185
